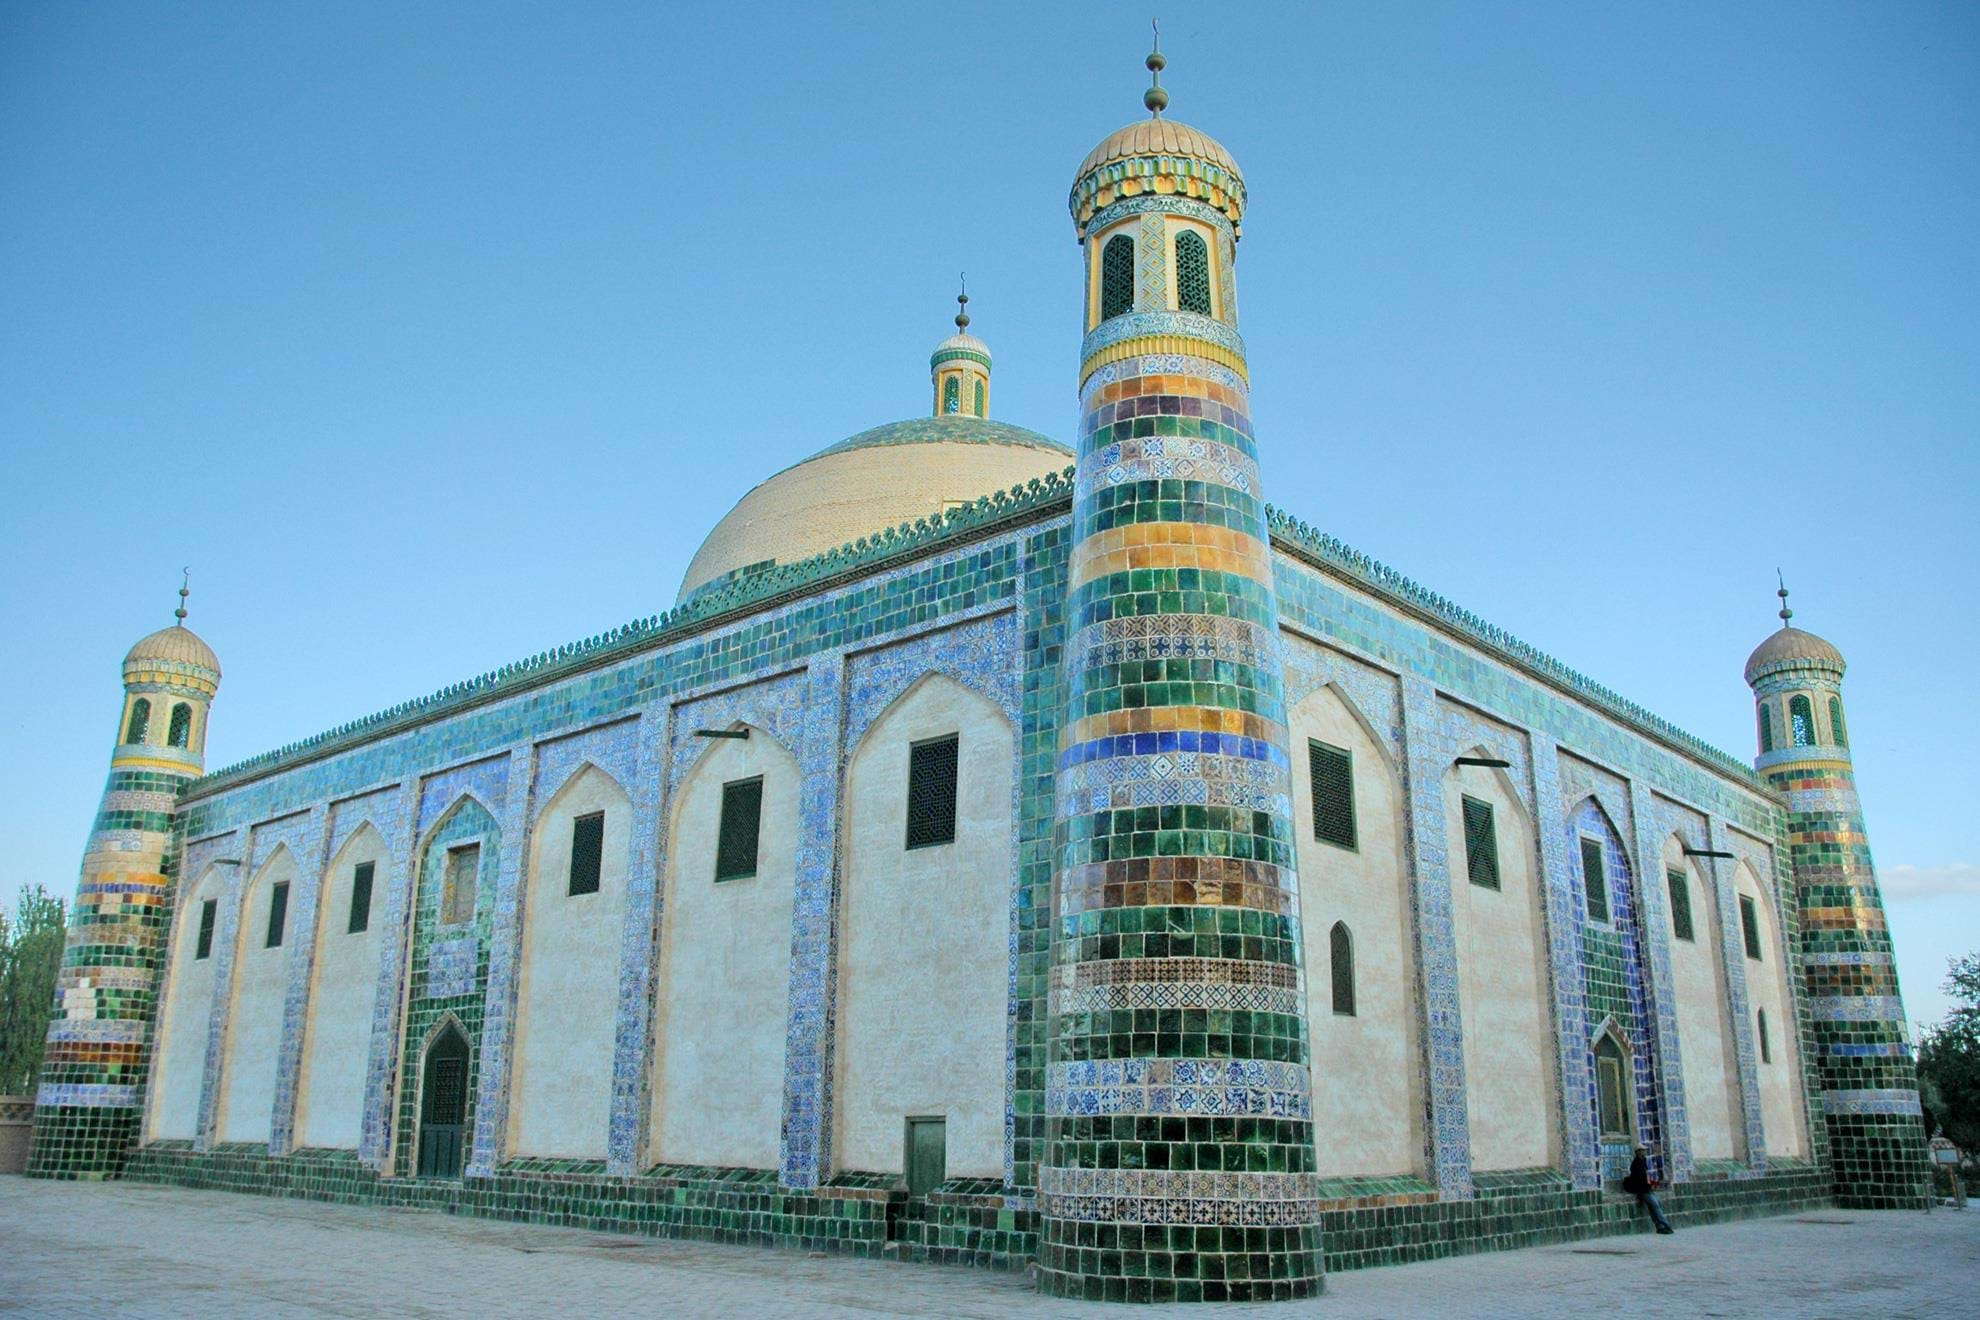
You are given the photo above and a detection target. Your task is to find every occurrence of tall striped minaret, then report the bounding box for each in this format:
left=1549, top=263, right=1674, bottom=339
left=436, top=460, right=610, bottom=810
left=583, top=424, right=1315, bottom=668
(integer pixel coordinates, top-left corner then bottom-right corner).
left=1745, top=583, right=1931, bottom=1209
left=1040, top=39, right=1323, bottom=1302
left=29, top=581, right=219, bottom=1178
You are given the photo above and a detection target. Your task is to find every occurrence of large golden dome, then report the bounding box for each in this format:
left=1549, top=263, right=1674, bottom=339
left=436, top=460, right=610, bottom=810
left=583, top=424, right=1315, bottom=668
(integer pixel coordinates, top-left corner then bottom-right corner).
left=124, top=624, right=221, bottom=677
left=1075, top=118, right=1242, bottom=183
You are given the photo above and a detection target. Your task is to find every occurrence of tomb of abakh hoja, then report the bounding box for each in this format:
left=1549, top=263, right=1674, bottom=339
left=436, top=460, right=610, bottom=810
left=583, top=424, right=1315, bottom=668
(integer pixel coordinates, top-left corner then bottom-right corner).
left=31, top=53, right=1931, bottom=1305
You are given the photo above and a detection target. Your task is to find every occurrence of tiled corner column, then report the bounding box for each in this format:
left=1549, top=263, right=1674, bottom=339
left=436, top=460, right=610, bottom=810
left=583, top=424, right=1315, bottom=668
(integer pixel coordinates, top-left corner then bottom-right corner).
left=607, top=704, right=670, bottom=1175
left=1627, top=782, right=1694, bottom=1184
left=268, top=804, right=332, bottom=1156
left=466, top=743, right=535, bottom=1177
left=1529, top=741, right=1603, bottom=1190
left=1040, top=336, right=1322, bottom=1302
left=1708, top=818, right=1770, bottom=1170
left=358, top=777, right=425, bottom=1170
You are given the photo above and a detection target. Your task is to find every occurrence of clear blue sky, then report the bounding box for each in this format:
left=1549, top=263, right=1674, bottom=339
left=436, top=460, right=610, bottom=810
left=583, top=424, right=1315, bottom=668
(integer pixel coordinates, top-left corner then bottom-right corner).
left=3, top=3, right=1974, bottom=1021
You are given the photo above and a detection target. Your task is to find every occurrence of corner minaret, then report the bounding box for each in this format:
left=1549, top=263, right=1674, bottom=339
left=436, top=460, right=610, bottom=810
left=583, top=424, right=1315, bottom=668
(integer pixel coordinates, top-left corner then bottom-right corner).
left=1744, top=583, right=1931, bottom=1209
left=28, top=579, right=220, bottom=1178
left=1041, top=36, right=1322, bottom=1302
left=930, top=284, right=991, bottom=417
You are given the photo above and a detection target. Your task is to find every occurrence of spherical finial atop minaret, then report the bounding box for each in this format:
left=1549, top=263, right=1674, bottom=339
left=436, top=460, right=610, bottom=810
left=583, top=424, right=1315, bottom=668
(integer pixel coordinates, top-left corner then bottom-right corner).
left=1144, top=21, right=1169, bottom=116
left=930, top=277, right=991, bottom=418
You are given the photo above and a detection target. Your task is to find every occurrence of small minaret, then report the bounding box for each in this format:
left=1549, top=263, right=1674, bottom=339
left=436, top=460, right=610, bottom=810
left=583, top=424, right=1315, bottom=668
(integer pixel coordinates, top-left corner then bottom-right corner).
left=1043, top=33, right=1321, bottom=1301
left=28, top=577, right=220, bottom=1179
left=930, top=282, right=991, bottom=417
left=1744, top=581, right=1931, bottom=1209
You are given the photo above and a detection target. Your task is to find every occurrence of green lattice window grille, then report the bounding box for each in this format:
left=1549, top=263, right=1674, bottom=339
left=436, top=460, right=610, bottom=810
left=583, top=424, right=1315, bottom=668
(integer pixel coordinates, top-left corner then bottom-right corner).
left=1759, top=703, right=1775, bottom=753
left=973, top=379, right=985, bottom=418
left=943, top=375, right=960, bottom=414
left=265, top=880, right=289, bottom=949
left=715, top=778, right=763, bottom=881
left=1581, top=837, right=1609, bottom=923
left=1595, top=1033, right=1630, bottom=1138
left=1175, top=229, right=1213, bottom=315
left=1739, top=894, right=1762, bottom=960
left=567, top=811, right=604, bottom=896
left=906, top=734, right=959, bottom=849
left=1788, top=694, right=1815, bottom=747
left=166, top=702, right=193, bottom=748
left=194, top=898, right=217, bottom=960
left=348, top=861, right=374, bottom=934
left=1828, top=696, right=1847, bottom=747
left=905, top=1116, right=946, bottom=1197
left=1329, top=921, right=1356, bottom=1016
left=1100, top=233, right=1134, bottom=320
left=1757, top=1008, right=1772, bottom=1064
left=1461, top=795, right=1500, bottom=889
left=124, top=698, right=150, bottom=745
left=1666, top=867, right=1694, bottom=942
left=1307, top=740, right=1356, bottom=849
left=442, top=843, right=479, bottom=926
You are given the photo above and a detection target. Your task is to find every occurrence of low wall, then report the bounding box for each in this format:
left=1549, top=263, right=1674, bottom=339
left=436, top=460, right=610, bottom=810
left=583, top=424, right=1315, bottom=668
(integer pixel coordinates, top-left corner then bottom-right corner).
left=0, top=1097, right=35, bottom=1174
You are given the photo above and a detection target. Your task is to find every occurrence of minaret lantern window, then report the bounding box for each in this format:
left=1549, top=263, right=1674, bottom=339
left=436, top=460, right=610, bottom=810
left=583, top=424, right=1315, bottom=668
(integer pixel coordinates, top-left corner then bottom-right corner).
left=1100, top=233, right=1135, bottom=320
left=124, top=698, right=150, bottom=745
left=1788, top=695, right=1816, bottom=747
left=1175, top=229, right=1212, bottom=315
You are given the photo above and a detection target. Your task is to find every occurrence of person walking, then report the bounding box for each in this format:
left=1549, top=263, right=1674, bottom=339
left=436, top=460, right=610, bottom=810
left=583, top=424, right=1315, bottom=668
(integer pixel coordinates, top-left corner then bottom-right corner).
left=1622, top=1145, right=1674, bottom=1234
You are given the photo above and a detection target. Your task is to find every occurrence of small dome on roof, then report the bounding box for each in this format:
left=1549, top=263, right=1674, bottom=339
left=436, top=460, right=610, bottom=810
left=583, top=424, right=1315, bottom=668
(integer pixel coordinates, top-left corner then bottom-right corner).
left=930, top=331, right=991, bottom=367
left=1744, top=626, right=1844, bottom=684
left=125, top=624, right=221, bottom=677
left=1076, top=118, right=1242, bottom=183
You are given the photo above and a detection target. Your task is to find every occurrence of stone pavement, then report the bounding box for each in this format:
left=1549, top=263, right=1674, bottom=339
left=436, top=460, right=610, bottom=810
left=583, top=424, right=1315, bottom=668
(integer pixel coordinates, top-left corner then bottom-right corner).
left=0, top=1177, right=1973, bottom=1317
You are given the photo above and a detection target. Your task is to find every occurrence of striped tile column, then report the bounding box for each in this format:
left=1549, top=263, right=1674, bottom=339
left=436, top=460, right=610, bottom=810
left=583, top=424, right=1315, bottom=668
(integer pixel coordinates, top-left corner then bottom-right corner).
left=1745, top=616, right=1932, bottom=1209
left=1040, top=107, right=1323, bottom=1302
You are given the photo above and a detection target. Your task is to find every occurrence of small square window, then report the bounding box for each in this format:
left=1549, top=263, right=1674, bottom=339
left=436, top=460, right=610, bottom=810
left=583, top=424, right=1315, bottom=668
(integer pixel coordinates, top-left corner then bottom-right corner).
left=265, top=880, right=290, bottom=949
left=1307, top=740, right=1356, bottom=849
left=568, top=812, right=604, bottom=896
left=194, top=898, right=217, bottom=960
left=1739, top=895, right=1763, bottom=961
left=1666, top=867, right=1694, bottom=942
left=348, top=861, right=374, bottom=934
left=905, top=735, right=959, bottom=850
left=1461, top=796, right=1500, bottom=889
left=715, top=778, right=763, bottom=882
left=1580, top=837, right=1609, bottom=923
left=442, top=844, right=480, bottom=926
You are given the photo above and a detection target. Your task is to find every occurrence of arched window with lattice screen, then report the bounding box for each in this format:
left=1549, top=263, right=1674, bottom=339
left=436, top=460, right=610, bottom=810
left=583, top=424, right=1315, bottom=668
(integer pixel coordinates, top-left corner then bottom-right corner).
left=1175, top=230, right=1212, bottom=316
left=1789, top=695, right=1816, bottom=747
left=973, top=379, right=985, bottom=418
left=942, top=376, right=960, bottom=414
left=1328, top=922, right=1355, bottom=1016
left=1828, top=696, right=1846, bottom=747
left=124, top=698, right=150, bottom=745
left=1759, top=704, right=1774, bottom=753
left=167, top=702, right=193, bottom=748
left=1100, top=233, right=1134, bottom=320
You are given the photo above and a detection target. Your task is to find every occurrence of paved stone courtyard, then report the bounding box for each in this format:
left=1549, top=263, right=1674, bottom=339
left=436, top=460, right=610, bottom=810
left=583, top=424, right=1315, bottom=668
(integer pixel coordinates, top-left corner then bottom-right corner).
left=0, top=1178, right=1973, bottom=1317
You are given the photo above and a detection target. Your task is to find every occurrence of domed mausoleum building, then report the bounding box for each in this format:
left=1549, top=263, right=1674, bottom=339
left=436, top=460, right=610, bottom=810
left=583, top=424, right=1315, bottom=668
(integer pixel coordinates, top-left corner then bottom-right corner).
left=31, top=45, right=1929, bottom=1304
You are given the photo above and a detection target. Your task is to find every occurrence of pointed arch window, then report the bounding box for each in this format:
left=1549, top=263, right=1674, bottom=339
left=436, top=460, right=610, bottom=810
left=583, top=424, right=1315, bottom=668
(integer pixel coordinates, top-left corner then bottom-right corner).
left=124, top=698, right=150, bottom=744
left=1828, top=696, right=1846, bottom=747
left=1788, top=695, right=1816, bottom=747
left=1329, top=922, right=1356, bottom=1016
left=1100, top=233, right=1135, bottom=320
left=167, top=702, right=193, bottom=748
left=942, top=375, right=960, bottom=414
left=973, top=379, right=985, bottom=418
left=1594, top=1032, right=1631, bottom=1139
left=1666, top=867, right=1695, bottom=942
left=1758, top=704, right=1775, bottom=753
left=1175, top=229, right=1213, bottom=315
left=1580, top=836, right=1610, bottom=923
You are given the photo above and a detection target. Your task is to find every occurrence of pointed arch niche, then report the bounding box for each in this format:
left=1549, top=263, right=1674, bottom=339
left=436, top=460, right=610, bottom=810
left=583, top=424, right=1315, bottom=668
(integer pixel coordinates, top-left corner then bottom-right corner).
left=147, top=862, right=231, bottom=1141
left=1659, top=834, right=1743, bottom=1162
left=293, top=822, right=390, bottom=1150
left=1733, top=858, right=1807, bottom=1157
left=1444, top=752, right=1560, bottom=1172
left=647, top=724, right=801, bottom=1169
left=834, top=672, right=1012, bottom=1181
left=503, top=763, right=634, bottom=1159
left=217, top=844, right=301, bottom=1143
left=1288, top=683, right=1424, bottom=1179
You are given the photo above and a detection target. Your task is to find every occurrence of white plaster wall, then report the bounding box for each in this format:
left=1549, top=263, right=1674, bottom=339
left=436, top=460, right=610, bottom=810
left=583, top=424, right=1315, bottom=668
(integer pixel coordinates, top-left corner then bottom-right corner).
left=507, top=766, right=633, bottom=1159
left=1738, top=862, right=1807, bottom=1157
left=1446, top=764, right=1561, bottom=1171
left=292, top=826, right=387, bottom=1150
left=218, top=848, right=301, bottom=1144
left=1289, top=686, right=1423, bottom=1178
left=1660, top=839, right=1741, bottom=1162
left=147, top=866, right=224, bottom=1141
left=649, top=730, right=799, bottom=1168
left=835, top=676, right=1011, bottom=1179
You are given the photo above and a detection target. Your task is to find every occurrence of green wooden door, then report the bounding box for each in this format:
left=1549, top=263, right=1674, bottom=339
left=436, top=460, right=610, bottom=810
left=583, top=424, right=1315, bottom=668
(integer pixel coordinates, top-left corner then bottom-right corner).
left=417, top=1025, right=469, bottom=1179
left=905, top=1117, right=945, bottom=1197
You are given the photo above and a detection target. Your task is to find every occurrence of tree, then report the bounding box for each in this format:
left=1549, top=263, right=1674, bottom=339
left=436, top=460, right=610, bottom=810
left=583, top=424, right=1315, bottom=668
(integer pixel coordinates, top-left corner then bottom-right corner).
left=0, top=885, right=66, bottom=1095
left=1917, top=953, right=1980, bottom=1153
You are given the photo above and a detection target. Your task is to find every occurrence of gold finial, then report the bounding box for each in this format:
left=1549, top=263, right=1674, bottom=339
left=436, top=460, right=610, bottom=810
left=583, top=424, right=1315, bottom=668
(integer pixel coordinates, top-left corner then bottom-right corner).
left=956, top=272, right=970, bottom=331
left=1776, top=569, right=1792, bottom=628
left=175, top=567, right=190, bottom=626
left=1144, top=19, right=1168, bottom=117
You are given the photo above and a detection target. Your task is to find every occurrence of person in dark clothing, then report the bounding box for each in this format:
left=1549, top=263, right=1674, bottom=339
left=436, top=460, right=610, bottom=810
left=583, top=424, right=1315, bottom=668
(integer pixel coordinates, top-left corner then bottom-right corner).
left=1622, top=1145, right=1674, bottom=1234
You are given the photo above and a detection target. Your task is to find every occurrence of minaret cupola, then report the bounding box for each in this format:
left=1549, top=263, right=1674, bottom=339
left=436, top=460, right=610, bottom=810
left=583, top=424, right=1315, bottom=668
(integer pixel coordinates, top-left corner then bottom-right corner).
left=930, top=283, right=991, bottom=418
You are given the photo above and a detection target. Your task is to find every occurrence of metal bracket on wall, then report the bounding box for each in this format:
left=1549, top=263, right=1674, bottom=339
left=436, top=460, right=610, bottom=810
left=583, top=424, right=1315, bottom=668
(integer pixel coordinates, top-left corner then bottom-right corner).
left=692, top=728, right=750, bottom=740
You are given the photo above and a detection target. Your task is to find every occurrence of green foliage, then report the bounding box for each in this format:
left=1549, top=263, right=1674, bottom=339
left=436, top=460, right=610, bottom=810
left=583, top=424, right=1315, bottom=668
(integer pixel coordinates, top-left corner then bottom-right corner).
left=0, top=885, right=66, bottom=1095
left=1918, top=953, right=1980, bottom=1152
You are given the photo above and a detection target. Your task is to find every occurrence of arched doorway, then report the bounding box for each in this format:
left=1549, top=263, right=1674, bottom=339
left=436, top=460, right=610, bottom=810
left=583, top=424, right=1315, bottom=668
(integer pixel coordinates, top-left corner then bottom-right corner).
left=417, top=1020, right=470, bottom=1179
